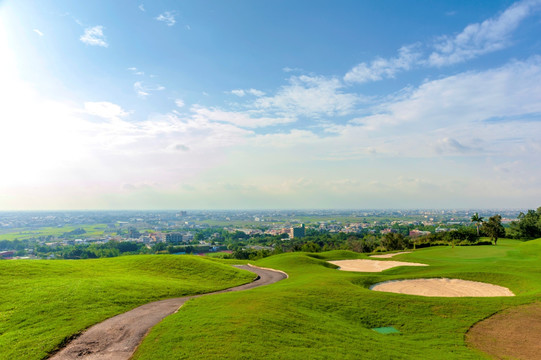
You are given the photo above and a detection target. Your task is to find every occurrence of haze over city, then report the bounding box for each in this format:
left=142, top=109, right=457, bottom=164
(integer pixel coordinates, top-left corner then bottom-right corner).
left=1, top=0, right=541, bottom=210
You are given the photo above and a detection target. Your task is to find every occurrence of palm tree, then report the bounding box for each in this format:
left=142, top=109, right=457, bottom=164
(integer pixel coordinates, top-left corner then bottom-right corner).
left=471, top=212, right=484, bottom=236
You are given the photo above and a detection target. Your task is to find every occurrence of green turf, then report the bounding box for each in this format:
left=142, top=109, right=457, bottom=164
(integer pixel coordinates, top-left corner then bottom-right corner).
left=132, top=239, right=541, bottom=360
left=0, top=224, right=113, bottom=241
left=0, top=255, right=254, bottom=360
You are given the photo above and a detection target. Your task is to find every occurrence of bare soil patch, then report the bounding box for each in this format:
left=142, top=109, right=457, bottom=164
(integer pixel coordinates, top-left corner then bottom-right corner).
left=370, top=251, right=411, bottom=259
left=370, top=278, right=515, bottom=297
left=466, top=303, right=541, bottom=360
left=329, top=259, right=427, bottom=272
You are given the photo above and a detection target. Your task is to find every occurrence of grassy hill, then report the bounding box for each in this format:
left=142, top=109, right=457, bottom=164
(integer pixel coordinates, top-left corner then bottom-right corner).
left=0, top=255, right=254, bottom=360
left=133, top=239, right=541, bottom=359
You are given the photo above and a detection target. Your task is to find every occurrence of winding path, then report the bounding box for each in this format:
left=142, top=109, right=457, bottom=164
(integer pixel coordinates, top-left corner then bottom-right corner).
left=49, top=264, right=287, bottom=360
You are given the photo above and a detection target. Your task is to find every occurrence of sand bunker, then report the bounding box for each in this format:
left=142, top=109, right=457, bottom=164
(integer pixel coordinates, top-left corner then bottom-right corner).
left=328, top=259, right=427, bottom=272
left=370, top=251, right=411, bottom=259
left=370, top=278, right=515, bottom=297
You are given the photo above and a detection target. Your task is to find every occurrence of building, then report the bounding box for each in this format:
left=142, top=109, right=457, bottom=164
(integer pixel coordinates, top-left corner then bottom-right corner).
left=128, top=227, right=141, bottom=239
left=166, top=232, right=184, bottom=243
left=409, top=229, right=431, bottom=238
left=0, top=251, right=15, bottom=259
left=290, top=224, right=305, bottom=239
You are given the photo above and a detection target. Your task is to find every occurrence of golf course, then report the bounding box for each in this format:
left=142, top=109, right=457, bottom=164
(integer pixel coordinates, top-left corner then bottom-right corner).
left=1, top=239, right=540, bottom=359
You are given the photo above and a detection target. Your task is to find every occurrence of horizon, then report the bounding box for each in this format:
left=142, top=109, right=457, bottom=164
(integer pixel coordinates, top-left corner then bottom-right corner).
left=1, top=0, right=541, bottom=210
left=0, top=207, right=529, bottom=213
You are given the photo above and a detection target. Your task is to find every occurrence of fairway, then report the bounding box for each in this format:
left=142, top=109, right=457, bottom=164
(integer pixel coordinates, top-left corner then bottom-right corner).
left=50, top=265, right=286, bottom=360
left=0, top=255, right=254, bottom=360
left=131, top=239, right=541, bottom=359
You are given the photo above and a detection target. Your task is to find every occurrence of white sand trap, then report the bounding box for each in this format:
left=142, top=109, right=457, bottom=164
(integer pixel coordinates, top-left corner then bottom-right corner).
left=370, top=251, right=411, bottom=259
left=329, top=259, right=427, bottom=272
left=370, top=278, right=515, bottom=297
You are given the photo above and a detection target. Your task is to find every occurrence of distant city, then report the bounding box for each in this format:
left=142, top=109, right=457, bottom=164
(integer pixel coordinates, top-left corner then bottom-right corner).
left=0, top=209, right=523, bottom=260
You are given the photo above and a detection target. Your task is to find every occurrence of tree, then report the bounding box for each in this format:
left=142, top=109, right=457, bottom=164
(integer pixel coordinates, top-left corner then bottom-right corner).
left=509, top=207, right=541, bottom=240
left=482, top=215, right=506, bottom=245
left=471, top=213, right=484, bottom=236
left=381, top=233, right=409, bottom=251
left=300, top=241, right=321, bottom=253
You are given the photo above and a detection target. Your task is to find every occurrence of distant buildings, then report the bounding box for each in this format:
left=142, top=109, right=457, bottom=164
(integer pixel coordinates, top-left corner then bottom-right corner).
left=166, top=232, right=184, bottom=243
left=166, top=232, right=193, bottom=243
left=409, top=229, right=431, bottom=238
left=127, top=227, right=141, bottom=239
left=0, top=251, right=15, bottom=259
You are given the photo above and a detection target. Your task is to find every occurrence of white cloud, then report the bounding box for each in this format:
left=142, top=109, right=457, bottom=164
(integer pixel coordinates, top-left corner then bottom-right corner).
left=172, top=143, right=190, bottom=152
left=33, top=29, right=44, bottom=36
left=433, top=137, right=480, bottom=154
left=428, top=0, right=541, bottom=66
left=247, top=88, right=265, bottom=97
left=356, top=56, right=541, bottom=131
left=156, top=11, right=176, bottom=26
left=3, top=60, right=541, bottom=208
left=138, top=4, right=145, bottom=11
left=254, top=75, right=360, bottom=117
left=127, top=67, right=144, bottom=75
left=334, top=57, right=541, bottom=160
left=344, top=45, right=422, bottom=83
left=231, top=89, right=245, bottom=97
left=191, top=105, right=295, bottom=128
left=283, top=67, right=302, bottom=73
left=238, top=57, right=541, bottom=168
left=344, top=0, right=541, bottom=82
left=230, top=88, right=265, bottom=97
left=0, top=66, right=256, bottom=207
left=134, top=82, right=149, bottom=97
left=134, top=81, right=165, bottom=98
left=84, top=101, right=129, bottom=120
left=175, top=99, right=185, bottom=108
left=80, top=26, right=108, bottom=47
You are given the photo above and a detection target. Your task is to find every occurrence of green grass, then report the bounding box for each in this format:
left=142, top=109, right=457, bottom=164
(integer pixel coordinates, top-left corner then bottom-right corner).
left=133, top=239, right=541, bottom=359
left=0, top=224, right=113, bottom=241
left=0, top=255, right=254, bottom=360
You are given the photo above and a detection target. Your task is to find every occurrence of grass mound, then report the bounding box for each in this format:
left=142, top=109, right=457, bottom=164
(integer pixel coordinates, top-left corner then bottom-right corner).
left=133, top=240, right=541, bottom=359
left=0, top=255, right=254, bottom=360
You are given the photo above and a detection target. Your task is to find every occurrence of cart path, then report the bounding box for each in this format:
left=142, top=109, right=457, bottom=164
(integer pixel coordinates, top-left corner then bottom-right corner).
left=49, top=264, right=287, bottom=360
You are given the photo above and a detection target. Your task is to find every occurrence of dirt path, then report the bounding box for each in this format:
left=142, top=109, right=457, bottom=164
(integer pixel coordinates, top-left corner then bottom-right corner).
left=466, top=303, right=541, bottom=360
left=49, top=264, right=287, bottom=360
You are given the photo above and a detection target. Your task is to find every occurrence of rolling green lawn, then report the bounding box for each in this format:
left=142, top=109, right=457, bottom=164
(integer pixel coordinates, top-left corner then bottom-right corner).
left=0, top=256, right=254, bottom=360
left=0, top=224, right=113, bottom=241
left=133, top=239, right=541, bottom=359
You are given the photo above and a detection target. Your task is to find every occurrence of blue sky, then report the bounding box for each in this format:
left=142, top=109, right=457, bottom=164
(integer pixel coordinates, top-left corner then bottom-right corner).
left=1, top=0, right=541, bottom=210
